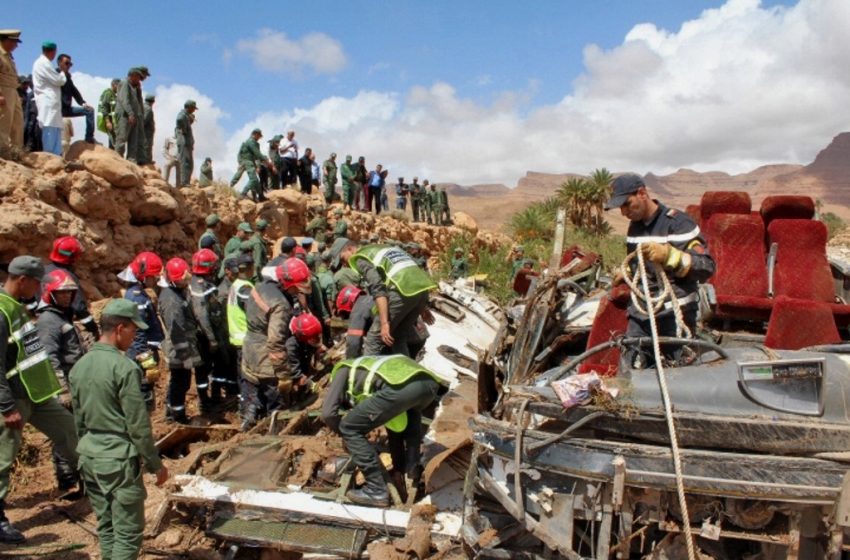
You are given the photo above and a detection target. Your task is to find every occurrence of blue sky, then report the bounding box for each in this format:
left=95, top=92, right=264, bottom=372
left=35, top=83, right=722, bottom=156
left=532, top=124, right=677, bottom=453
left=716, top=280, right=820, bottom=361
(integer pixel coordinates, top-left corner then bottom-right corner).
left=9, top=0, right=847, bottom=187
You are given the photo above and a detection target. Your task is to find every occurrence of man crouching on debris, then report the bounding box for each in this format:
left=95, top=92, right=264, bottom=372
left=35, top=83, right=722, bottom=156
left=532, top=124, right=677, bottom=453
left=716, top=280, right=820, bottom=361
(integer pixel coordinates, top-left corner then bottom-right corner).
left=321, top=355, right=444, bottom=507
left=70, top=299, right=168, bottom=559
left=606, top=174, right=715, bottom=364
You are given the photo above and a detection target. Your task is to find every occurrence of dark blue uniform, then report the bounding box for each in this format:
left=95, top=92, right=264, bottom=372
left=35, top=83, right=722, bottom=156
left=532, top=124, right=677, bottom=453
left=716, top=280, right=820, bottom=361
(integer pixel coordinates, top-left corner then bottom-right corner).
left=625, top=202, right=715, bottom=340
left=124, top=283, right=164, bottom=409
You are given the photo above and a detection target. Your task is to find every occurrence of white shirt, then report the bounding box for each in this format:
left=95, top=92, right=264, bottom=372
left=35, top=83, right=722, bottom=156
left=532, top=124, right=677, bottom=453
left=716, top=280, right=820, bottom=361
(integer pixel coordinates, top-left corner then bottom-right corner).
left=32, top=54, right=66, bottom=128
left=311, top=160, right=320, bottom=180
left=280, top=138, right=298, bottom=159
left=162, top=136, right=178, bottom=160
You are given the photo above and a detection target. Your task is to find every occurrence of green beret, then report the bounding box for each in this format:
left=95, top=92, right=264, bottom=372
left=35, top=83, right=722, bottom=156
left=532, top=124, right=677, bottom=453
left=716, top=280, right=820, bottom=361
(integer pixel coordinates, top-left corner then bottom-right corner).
left=41, top=41, right=57, bottom=50
left=237, top=222, right=253, bottom=233
left=255, top=219, right=269, bottom=230
left=205, top=213, right=220, bottom=226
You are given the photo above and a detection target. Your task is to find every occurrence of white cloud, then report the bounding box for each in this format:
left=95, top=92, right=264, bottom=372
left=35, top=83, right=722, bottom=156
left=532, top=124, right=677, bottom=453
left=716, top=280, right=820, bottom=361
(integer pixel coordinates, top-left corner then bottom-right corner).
left=67, top=0, right=850, bottom=188
left=236, top=29, right=347, bottom=76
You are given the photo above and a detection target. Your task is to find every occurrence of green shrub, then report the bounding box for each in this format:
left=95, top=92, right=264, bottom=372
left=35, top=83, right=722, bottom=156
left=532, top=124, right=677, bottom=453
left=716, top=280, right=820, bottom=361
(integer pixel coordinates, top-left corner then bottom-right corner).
left=821, top=212, right=846, bottom=240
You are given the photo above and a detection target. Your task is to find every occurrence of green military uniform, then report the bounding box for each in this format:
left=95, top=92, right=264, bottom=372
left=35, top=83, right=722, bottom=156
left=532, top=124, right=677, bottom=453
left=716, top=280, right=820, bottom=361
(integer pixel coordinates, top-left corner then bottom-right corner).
left=409, top=180, right=423, bottom=222
left=510, top=258, right=525, bottom=279
left=141, top=96, right=155, bottom=165
left=334, top=267, right=361, bottom=293
left=439, top=186, right=450, bottom=224
left=0, top=284, right=78, bottom=535
left=70, top=302, right=162, bottom=560
left=230, top=130, right=269, bottom=201
left=97, top=84, right=118, bottom=149
left=334, top=216, right=348, bottom=239
left=322, top=154, right=338, bottom=204
left=246, top=220, right=269, bottom=282
left=198, top=158, right=213, bottom=186
left=114, top=70, right=144, bottom=163
left=340, top=155, right=356, bottom=208
left=306, top=214, right=328, bottom=243
left=175, top=101, right=196, bottom=187
left=450, top=250, right=469, bottom=279
left=428, top=187, right=444, bottom=225
left=269, top=135, right=283, bottom=190
left=224, top=235, right=244, bottom=260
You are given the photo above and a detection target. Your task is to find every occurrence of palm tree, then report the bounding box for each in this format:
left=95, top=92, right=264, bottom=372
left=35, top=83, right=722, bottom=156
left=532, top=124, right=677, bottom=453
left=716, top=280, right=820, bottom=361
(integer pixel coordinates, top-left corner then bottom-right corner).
left=510, top=204, right=553, bottom=241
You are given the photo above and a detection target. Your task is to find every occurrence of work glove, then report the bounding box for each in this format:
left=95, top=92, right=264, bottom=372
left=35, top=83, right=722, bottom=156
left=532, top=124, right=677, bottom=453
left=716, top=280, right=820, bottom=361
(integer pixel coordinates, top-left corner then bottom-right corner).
left=640, top=242, right=692, bottom=278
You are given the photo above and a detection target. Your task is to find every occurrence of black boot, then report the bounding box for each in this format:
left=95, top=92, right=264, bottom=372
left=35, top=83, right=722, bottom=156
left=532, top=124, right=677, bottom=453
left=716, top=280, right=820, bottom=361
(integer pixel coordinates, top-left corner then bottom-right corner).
left=346, top=474, right=390, bottom=508
left=166, top=406, right=189, bottom=424
left=0, top=503, right=24, bottom=544
left=52, top=448, right=80, bottom=492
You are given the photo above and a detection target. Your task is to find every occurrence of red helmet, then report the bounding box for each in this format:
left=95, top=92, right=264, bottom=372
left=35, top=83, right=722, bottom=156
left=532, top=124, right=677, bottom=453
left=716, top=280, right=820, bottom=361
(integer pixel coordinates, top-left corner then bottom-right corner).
left=289, top=313, right=322, bottom=343
left=130, top=252, right=163, bottom=281
left=293, top=246, right=307, bottom=261
left=191, top=249, right=219, bottom=275
left=336, top=285, right=362, bottom=314
left=276, top=257, right=310, bottom=289
left=49, top=236, right=83, bottom=265
left=165, top=258, right=191, bottom=283
left=41, top=269, right=78, bottom=304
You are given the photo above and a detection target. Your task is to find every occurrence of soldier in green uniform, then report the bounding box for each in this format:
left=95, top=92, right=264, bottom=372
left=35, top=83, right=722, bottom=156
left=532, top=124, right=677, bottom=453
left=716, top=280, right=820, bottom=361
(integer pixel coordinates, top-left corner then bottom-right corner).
left=408, top=177, right=422, bottom=222
left=333, top=208, right=348, bottom=239
left=321, top=355, right=445, bottom=506
left=247, top=219, right=270, bottom=282
left=268, top=135, right=282, bottom=190
left=450, top=247, right=469, bottom=279
left=322, top=153, right=338, bottom=204
left=230, top=128, right=271, bottom=202
left=141, top=94, right=155, bottom=165
left=97, top=78, right=120, bottom=149
left=175, top=99, right=197, bottom=187
left=407, top=243, right=428, bottom=271
left=428, top=183, right=444, bottom=225
left=439, top=186, right=451, bottom=225
left=316, top=252, right=337, bottom=315
left=340, top=155, right=356, bottom=211
left=198, top=214, right=223, bottom=259
left=198, top=157, right=213, bottom=186
left=509, top=245, right=525, bottom=279
left=306, top=209, right=328, bottom=243
left=419, top=180, right=431, bottom=224
left=224, top=223, right=254, bottom=261
left=70, top=299, right=169, bottom=559
left=0, top=256, right=79, bottom=543
left=114, top=68, right=144, bottom=163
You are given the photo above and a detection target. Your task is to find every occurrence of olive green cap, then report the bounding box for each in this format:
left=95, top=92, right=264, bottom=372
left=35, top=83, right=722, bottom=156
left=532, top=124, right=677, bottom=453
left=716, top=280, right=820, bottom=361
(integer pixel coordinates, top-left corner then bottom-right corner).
left=255, top=218, right=269, bottom=230
left=205, top=213, right=220, bottom=226
left=184, top=99, right=197, bottom=109
left=102, top=298, right=149, bottom=329
left=237, top=222, right=253, bottom=233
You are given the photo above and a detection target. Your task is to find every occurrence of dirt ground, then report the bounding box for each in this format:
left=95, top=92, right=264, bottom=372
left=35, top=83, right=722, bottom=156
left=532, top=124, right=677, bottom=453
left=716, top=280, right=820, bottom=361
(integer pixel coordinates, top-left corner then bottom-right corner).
left=0, top=375, right=227, bottom=559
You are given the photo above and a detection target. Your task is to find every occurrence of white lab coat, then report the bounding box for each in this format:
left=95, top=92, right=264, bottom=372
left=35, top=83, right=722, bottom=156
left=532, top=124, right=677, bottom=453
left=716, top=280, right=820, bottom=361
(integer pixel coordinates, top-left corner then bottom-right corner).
left=32, top=54, right=66, bottom=128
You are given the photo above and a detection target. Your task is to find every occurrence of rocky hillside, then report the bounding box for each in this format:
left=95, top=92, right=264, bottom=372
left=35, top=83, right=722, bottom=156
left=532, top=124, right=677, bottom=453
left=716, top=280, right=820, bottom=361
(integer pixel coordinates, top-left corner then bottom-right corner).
left=0, top=143, right=502, bottom=302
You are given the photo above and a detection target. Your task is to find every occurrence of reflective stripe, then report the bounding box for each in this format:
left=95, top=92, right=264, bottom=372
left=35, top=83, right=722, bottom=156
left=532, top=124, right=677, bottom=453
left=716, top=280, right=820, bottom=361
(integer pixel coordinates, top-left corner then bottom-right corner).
left=626, top=226, right=701, bottom=245
left=80, top=315, right=95, bottom=324
left=361, top=356, right=393, bottom=397
left=9, top=321, right=36, bottom=343
left=6, top=350, right=49, bottom=379
left=170, top=405, right=185, bottom=411
left=661, top=292, right=699, bottom=311
left=387, top=260, right=417, bottom=277
left=174, top=342, right=189, bottom=350
left=60, top=323, right=75, bottom=334
left=190, top=287, right=218, bottom=297
left=197, top=383, right=209, bottom=389
left=347, top=329, right=365, bottom=336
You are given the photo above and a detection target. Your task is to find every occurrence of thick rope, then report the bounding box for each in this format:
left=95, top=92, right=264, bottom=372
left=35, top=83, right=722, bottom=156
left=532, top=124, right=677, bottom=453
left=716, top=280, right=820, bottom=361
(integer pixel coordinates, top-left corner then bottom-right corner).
left=620, top=251, right=692, bottom=339
left=628, top=246, right=697, bottom=560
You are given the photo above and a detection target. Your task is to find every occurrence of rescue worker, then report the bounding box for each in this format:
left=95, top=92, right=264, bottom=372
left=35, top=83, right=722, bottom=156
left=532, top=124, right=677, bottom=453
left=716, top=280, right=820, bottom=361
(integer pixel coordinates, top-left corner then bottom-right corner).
left=0, top=256, right=78, bottom=543
left=314, top=252, right=336, bottom=318
left=408, top=243, right=428, bottom=271
left=198, top=157, right=213, bottom=186
left=329, top=237, right=362, bottom=292
left=218, top=257, right=238, bottom=305
left=176, top=99, right=197, bottom=187
left=409, top=177, right=423, bottom=222
left=230, top=128, right=272, bottom=202
left=427, top=182, right=442, bottom=225
left=333, top=208, right=348, bottom=239
left=158, top=258, right=205, bottom=423
left=0, top=30, right=23, bottom=152
left=240, top=258, right=310, bottom=429
left=70, top=299, right=169, bottom=559
left=321, top=355, right=444, bottom=507
left=450, top=247, right=469, bottom=279
left=45, top=236, right=99, bottom=338
left=330, top=238, right=436, bottom=357
left=302, top=253, right=332, bottom=346
left=605, top=174, right=715, bottom=361
left=190, top=249, right=233, bottom=405
left=224, top=222, right=253, bottom=262
left=340, top=155, right=356, bottom=211
left=323, top=152, right=338, bottom=204
left=246, top=219, right=269, bottom=281
left=114, top=67, right=144, bottom=163
left=141, top=93, right=155, bottom=165
left=35, top=269, right=83, bottom=493
left=97, top=78, right=119, bottom=149
left=119, top=252, right=165, bottom=410
left=306, top=210, right=328, bottom=242
left=198, top=213, right=224, bottom=258
left=226, top=255, right=254, bottom=429
left=287, top=313, right=324, bottom=397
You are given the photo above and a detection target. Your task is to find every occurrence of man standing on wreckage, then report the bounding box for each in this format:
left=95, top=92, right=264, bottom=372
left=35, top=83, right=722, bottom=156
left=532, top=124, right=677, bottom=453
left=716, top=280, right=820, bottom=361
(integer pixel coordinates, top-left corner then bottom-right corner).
left=606, top=173, right=715, bottom=365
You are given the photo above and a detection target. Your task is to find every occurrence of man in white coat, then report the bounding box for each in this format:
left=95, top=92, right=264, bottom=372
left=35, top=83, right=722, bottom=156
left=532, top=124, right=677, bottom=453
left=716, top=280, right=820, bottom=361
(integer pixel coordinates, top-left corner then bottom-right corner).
left=31, top=41, right=65, bottom=156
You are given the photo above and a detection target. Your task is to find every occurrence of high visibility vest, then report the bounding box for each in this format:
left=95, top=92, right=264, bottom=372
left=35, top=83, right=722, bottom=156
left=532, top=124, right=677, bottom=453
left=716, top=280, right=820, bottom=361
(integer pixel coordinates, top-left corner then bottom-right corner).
left=349, top=245, right=436, bottom=297
left=330, top=355, right=443, bottom=433
left=0, top=293, right=62, bottom=403
left=227, top=278, right=253, bottom=346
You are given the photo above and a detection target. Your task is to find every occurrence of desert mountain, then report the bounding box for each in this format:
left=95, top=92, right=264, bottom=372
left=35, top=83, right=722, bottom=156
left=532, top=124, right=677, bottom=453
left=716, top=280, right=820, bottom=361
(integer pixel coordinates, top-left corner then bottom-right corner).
left=448, top=132, right=850, bottom=232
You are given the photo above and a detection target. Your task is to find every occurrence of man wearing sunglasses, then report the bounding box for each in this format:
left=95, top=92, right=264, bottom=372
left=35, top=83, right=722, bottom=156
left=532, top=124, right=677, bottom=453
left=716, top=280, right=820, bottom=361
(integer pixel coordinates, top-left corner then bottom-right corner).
left=57, top=54, right=94, bottom=144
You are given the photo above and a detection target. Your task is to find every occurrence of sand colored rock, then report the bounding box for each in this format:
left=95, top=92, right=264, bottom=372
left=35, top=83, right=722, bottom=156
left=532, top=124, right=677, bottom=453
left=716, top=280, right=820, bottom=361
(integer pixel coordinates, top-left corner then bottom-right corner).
left=67, top=142, right=143, bottom=188
left=451, top=211, right=478, bottom=235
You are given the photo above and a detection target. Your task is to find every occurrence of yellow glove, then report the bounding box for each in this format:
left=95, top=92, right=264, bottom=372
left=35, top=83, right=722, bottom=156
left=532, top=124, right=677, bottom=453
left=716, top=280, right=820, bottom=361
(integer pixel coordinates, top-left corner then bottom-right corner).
left=640, top=242, right=671, bottom=265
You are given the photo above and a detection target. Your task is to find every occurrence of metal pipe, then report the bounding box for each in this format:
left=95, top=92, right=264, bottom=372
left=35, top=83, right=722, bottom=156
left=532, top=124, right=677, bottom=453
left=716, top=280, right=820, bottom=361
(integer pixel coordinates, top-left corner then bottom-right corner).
left=548, top=207, right=567, bottom=277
